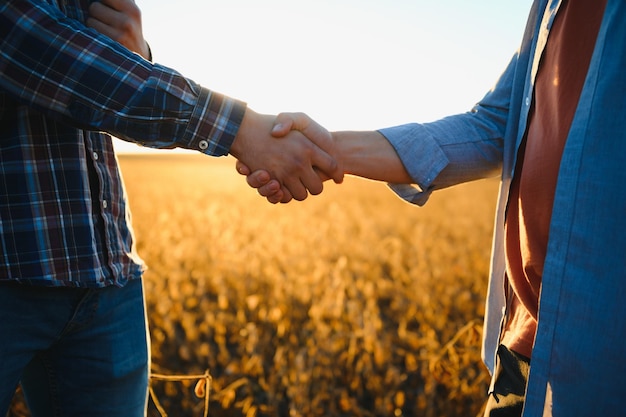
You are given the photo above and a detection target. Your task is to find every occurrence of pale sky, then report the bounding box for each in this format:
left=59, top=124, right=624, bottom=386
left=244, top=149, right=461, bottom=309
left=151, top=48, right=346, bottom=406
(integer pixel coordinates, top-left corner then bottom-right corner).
left=114, top=1, right=533, bottom=153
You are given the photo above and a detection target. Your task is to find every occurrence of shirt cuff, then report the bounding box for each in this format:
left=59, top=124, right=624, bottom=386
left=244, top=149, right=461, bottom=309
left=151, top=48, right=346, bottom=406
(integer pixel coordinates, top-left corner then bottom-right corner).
left=182, top=88, right=247, bottom=156
left=378, top=123, right=449, bottom=206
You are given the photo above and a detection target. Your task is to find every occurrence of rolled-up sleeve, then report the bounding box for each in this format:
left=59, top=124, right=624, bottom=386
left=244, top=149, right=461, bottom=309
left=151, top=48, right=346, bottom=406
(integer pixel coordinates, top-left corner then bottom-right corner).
left=379, top=53, right=520, bottom=205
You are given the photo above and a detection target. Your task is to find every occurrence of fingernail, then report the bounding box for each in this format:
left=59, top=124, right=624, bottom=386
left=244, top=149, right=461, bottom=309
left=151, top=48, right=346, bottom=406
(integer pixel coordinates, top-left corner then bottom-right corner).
left=272, top=123, right=283, bottom=133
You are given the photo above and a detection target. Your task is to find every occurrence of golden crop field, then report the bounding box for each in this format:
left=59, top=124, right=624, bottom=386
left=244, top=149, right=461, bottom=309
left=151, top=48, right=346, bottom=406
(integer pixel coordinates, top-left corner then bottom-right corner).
left=9, top=153, right=500, bottom=417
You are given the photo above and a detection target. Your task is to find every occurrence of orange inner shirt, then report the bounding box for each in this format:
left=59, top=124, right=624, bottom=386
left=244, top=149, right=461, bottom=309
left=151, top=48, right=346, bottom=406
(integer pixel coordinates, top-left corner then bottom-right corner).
left=501, top=0, right=607, bottom=358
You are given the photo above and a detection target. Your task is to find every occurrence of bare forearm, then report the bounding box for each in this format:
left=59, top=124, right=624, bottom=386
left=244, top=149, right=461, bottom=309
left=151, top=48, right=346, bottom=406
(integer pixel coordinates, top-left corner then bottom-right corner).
left=233, top=115, right=412, bottom=204
left=334, top=130, right=412, bottom=183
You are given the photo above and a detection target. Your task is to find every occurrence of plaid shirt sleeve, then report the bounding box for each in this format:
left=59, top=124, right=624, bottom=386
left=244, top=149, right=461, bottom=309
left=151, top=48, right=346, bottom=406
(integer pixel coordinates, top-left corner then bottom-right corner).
left=0, top=0, right=247, bottom=287
left=0, top=0, right=246, bottom=156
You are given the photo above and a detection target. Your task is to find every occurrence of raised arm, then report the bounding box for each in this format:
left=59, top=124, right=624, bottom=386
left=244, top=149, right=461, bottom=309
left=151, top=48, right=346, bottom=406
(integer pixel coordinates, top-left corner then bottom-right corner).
left=237, top=52, right=520, bottom=204
left=1, top=0, right=242, bottom=153
left=1, top=0, right=341, bottom=199
left=82, top=0, right=342, bottom=200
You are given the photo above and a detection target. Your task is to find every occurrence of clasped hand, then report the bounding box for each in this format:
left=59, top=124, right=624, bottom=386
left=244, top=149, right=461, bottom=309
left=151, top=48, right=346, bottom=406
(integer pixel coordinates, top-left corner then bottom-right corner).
left=231, top=111, right=341, bottom=204
left=84, top=0, right=341, bottom=200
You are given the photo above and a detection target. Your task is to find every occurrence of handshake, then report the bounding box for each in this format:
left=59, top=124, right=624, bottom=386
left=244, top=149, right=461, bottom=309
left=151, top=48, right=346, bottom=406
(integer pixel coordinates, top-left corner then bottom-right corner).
left=84, top=0, right=409, bottom=203
left=230, top=110, right=344, bottom=204
left=230, top=109, right=412, bottom=204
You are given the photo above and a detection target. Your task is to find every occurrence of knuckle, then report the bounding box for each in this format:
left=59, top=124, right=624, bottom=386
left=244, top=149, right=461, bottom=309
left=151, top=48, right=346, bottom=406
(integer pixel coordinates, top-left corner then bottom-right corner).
left=88, top=2, right=101, bottom=13
left=120, top=17, right=134, bottom=33
left=130, top=5, right=142, bottom=21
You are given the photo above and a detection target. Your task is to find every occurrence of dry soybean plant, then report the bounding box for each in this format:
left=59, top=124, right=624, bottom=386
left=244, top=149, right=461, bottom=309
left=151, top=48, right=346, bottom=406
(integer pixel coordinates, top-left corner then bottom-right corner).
left=8, top=155, right=499, bottom=417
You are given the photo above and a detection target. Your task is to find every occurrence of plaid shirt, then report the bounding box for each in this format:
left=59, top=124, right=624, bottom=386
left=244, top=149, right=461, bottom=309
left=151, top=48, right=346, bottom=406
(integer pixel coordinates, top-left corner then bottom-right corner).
left=0, top=0, right=246, bottom=287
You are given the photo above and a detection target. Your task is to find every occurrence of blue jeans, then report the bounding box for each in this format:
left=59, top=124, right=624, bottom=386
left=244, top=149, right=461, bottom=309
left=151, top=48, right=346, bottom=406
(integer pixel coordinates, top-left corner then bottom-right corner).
left=0, top=279, right=150, bottom=417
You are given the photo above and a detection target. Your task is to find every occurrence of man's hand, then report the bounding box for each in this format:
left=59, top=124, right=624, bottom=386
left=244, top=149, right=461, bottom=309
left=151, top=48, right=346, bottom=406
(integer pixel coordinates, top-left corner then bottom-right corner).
left=87, top=0, right=151, bottom=61
left=235, top=112, right=342, bottom=203
left=236, top=112, right=414, bottom=203
left=235, top=161, right=286, bottom=204
left=230, top=110, right=343, bottom=203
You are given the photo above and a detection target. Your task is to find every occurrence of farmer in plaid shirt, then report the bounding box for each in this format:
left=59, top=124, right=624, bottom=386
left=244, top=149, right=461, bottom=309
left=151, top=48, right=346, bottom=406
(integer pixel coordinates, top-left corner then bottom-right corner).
left=0, top=1, right=341, bottom=415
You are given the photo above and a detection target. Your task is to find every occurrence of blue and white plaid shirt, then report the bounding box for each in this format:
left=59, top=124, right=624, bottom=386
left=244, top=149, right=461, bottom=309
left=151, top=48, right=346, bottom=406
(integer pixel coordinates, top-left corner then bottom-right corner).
left=0, top=0, right=246, bottom=287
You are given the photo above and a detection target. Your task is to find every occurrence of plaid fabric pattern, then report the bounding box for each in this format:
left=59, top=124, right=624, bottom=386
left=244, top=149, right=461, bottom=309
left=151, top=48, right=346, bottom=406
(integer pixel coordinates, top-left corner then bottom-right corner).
left=0, top=0, right=246, bottom=287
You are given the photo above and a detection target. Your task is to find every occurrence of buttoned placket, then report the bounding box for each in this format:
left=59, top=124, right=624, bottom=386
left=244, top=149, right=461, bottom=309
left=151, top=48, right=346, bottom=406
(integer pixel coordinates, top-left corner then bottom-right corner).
left=91, top=150, right=108, bottom=210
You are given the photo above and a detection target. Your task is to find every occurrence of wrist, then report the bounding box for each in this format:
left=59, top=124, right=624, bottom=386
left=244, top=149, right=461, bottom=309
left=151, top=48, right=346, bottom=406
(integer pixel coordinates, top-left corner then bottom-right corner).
left=230, top=109, right=253, bottom=159
left=334, top=131, right=368, bottom=176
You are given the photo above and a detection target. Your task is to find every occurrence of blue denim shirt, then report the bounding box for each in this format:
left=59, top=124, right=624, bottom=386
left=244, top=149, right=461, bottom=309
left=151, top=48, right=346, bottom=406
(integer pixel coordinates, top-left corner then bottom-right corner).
left=380, top=1, right=626, bottom=415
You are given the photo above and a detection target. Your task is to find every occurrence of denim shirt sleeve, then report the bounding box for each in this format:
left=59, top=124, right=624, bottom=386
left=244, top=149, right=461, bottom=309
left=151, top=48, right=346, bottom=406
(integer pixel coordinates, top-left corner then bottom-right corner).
left=378, top=53, right=520, bottom=205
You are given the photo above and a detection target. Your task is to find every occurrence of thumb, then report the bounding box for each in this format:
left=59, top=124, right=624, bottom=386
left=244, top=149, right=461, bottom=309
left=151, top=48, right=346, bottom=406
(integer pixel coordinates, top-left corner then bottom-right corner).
left=272, top=112, right=344, bottom=184
left=288, top=113, right=343, bottom=184
left=271, top=113, right=295, bottom=138
left=282, top=112, right=335, bottom=159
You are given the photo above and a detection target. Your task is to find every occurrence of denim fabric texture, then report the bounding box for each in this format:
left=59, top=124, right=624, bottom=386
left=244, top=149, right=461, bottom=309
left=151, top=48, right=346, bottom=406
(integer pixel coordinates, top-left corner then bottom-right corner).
left=381, top=0, right=626, bottom=415
left=0, top=279, right=150, bottom=417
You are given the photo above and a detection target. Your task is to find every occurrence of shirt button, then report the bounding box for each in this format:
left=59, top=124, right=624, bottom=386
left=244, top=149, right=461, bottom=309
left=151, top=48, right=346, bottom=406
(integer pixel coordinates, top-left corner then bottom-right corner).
left=198, top=140, right=209, bottom=150
left=102, top=200, right=108, bottom=209
left=93, top=152, right=99, bottom=160
left=525, top=97, right=531, bottom=106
